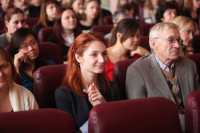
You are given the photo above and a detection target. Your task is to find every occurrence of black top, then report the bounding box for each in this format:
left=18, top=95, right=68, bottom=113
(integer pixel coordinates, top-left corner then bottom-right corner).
left=55, top=81, right=120, bottom=131
left=32, top=20, right=54, bottom=38
left=48, top=34, right=69, bottom=60
left=181, top=9, right=200, bottom=25
left=29, top=6, right=41, bottom=18
left=77, top=22, right=92, bottom=32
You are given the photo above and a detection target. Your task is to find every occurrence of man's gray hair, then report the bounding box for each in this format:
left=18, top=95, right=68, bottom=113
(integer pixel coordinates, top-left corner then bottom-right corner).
left=112, top=9, right=130, bottom=24
left=149, top=22, right=179, bottom=52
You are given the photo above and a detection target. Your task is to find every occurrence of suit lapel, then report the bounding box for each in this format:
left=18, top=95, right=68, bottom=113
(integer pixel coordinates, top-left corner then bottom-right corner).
left=147, top=54, right=175, bottom=102
left=175, top=59, right=189, bottom=105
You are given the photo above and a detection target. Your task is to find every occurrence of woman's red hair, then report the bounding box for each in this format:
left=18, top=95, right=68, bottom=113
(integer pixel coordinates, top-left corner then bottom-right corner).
left=62, top=32, right=109, bottom=97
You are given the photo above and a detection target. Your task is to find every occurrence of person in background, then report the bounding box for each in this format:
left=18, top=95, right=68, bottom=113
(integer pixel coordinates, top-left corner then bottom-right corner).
left=77, top=0, right=103, bottom=33
left=55, top=32, right=120, bottom=132
left=0, top=8, right=27, bottom=48
left=126, top=22, right=200, bottom=132
left=0, top=0, right=13, bottom=19
left=9, top=28, right=55, bottom=92
left=143, top=0, right=162, bottom=24
left=13, top=0, right=30, bottom=17
left=182, top=0, right=200, bottom=25
left=33, top=0, right=58, bottom=37
left=156, top=1, right=177, bottom=22
left=119, top=3, right=135, bottom=19
left=172, top=16, right=198, bottom=56
left=48, top=8, right=82, bottom=60
left=105, top=18, right=143, bottom=81
left=68, top=0, right=85, bottom=17
left=0, top=45, right=38, bottom=112
left=29, top=0, right=42, bottom=18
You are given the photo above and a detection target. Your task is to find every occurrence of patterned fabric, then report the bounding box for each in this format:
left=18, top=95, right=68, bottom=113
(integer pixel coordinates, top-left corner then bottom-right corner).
left=155, top=56, right=174, bottom=73
left=161, top=68, right=185, bottom=114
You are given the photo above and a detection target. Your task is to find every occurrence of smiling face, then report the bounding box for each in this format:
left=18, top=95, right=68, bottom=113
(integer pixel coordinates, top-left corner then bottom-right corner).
left=180, top=24, right=195, bottom=47
left=121, top=29, right=141, bottom=51
left=76, top=40, right=107, bottom=75
left=151, top=27, right=181, bottom=65
left=0, top=55, right=12, bottom=90
left=61, top=9, right=77, bottom=31
left=18, top=34, right=39, bottom=61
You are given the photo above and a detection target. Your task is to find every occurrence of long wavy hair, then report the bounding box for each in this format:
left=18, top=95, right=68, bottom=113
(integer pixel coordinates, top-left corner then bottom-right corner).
left=62, top=32, right=110, bottom=97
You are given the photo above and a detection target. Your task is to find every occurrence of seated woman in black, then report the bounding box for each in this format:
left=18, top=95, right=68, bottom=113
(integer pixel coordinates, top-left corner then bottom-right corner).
left=55, top=32, right=120, bottom=132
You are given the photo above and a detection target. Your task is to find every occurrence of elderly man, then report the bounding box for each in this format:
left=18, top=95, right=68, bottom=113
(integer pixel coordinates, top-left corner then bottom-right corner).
left=125, top=22, right=200, bottom=131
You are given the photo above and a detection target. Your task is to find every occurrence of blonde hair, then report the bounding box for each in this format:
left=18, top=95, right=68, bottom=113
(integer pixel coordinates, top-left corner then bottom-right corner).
left=172, top=16, right=198, bottom=33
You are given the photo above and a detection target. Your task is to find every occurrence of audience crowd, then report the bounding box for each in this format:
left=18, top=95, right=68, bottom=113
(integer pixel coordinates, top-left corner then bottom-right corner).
left=0, top=0, right=200, bottom=132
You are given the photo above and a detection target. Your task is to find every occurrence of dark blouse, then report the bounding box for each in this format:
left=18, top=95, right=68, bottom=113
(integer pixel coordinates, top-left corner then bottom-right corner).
left=55, top=81, right=120, bottom=131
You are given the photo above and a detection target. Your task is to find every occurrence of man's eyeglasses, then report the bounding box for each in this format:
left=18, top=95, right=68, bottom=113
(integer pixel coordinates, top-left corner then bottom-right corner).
left=154, top=37, right=183, bottom=45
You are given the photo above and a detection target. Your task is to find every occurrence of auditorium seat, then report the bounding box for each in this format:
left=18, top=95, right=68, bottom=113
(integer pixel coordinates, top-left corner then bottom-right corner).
left=34, top=64, right=66, bottom=108
left=104, top=15, right=113, bottom=25
left=38, top=27, right=53, bottom=42
left=26, top=17, right=39, bottom=29
left=0, top=19, right=5, bottom=30
left=39, top=42, right=63, bottom=64
left=185, top=90, right=200, bottom=133
left=89, top=97, right=182, bottom=133
left=138, top=3, right=144, bottom=22
left=90, top=24, right=113, bottom=35
left=185, top=53, right=200, bottom=83
left=139, top=23, right=155, bottom=36
left=113, top=59, right=136, bottom=99
left=193, top=35, right=200, bottom=53
left=0, top=29, right=6, bottom=35
left=140, top=36, right=151, bottom=51
left=0, top=109, right=76, bottom=133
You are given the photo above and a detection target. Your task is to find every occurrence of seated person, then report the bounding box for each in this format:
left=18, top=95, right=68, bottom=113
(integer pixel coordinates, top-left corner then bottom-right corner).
left=126, top=22, right=200, bottom=132
left=77, top=0, right=103, bottom=33
left=0, top=8, right=27, bottom=48
left=105, top=18, right=149, bottom=81
left=0, top=46, right=38, bottom=112
left=55, top=32, right=120, bottom=132
left=48, top=8, right=82, bottom=60
left=9, top=28, right=55, bottom=92
left=0, top=0, right=13, bottom=19
left=13, top=0, right=30, bottom=17
left=29, top=0, right=42, bottom=18
left=156, top=2, right=177, bottom=22
left=172, top=16, right=198, bottom=56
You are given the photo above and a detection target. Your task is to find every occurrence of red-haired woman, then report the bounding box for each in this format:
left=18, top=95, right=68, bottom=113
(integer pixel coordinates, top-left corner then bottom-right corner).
left=55, top=32, right=120, bottom=132
left=48, top=8, right=82, bottom=60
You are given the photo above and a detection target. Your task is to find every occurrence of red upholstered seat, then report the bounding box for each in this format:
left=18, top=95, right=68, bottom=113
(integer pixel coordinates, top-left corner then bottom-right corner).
left=103, top=15, right=113, bottom=25
left=90, top=24, right=113, bottom=35
left=113, top=59, right=136, bottom=99
left=139, top=23, right=155, bottom=36
left=193, top=35, right=200, bottom=53
left=0, top=19, right=5, bottom=30
left=0, top=109, right=76, bottom=133
left=140, top=35, right=150, bottom=51
left=89, top=97, right=182, bottom=133
left=39, top=42, right=63, bottom=64
left=34, top=64, right=66, bottom=108
left=185, top=90, right=200, bottom=133
left=26, top=17, right=39, bottom=29
left=38, top=27, right=53, bottom=42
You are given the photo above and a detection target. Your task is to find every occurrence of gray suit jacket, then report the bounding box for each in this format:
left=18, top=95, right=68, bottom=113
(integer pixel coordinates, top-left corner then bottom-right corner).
left=125, top=54, right=200, bottom=131
left=126, top=54, right=200, bottom=103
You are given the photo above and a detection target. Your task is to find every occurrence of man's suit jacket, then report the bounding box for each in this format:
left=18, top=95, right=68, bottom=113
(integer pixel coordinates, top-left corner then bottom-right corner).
left=125, top=54, right=200, bottom=104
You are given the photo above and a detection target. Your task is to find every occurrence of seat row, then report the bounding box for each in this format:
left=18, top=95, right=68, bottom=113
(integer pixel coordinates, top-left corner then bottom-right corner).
left=0, top=92, right=200, bottom=133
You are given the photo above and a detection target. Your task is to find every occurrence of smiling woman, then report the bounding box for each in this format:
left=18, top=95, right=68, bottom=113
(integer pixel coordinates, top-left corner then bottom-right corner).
left=0, top=46, right=38, bottom=112
left=9, top=28, right=55, bottom=92
left=55, top=32, right=120, bottom=132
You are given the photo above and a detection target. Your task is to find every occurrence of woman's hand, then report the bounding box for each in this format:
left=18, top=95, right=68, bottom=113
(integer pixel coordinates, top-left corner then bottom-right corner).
left=14, top=52, right=28, bottom=73
left=83, top=82, right=106, bottom=107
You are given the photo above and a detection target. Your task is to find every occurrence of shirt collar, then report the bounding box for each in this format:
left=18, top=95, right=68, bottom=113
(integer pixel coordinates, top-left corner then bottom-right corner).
left=155, top=55, right=174, bottom=73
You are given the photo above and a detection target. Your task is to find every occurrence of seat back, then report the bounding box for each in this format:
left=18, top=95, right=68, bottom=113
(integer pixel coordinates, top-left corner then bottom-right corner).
left=34, top=64, right=66, bottom=108
left=113, top=59, right=135, bottom=99
left=0, top=109, right=76, bottom=133
left=138, top=3, right=144, bottom=22
left=90, top=24, right=113, bottom=35
left=38, top=27, right=53, bottom=42
left=103, top=15, right=113, bottom=25
left=89, top=97, right=182, bottom=133
left=140, top=36, right=150, bottom=51
left=39, top=42, right=63, bottom=64
left=185, top=90, right=200, bottom=133
left=140, top=23, right=155, bottom=36
left=193, top=35, right=200, bottom=53
left=185, top=53, right=200, bottom=83
left=0, top=19, right=5, bottom=30
left=26, top=17, right=39, bottom=29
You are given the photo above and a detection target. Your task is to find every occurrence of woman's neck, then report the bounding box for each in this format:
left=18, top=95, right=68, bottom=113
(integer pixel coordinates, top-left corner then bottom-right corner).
left=81, top=70, right=97, bottom=90
left=63, top=29, right=74, bottom=35
left=6, top=33, right=12, bottom=42
left=81, top=17, right=94, bottom=26
left=0, top=85, right=9, bottom=100
left=110, top=42, right=129, bottom=58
